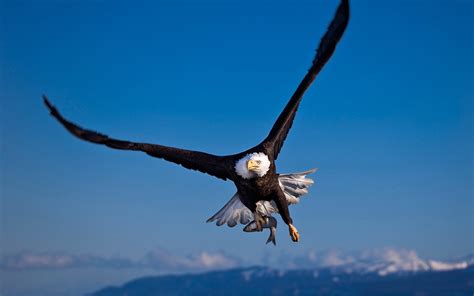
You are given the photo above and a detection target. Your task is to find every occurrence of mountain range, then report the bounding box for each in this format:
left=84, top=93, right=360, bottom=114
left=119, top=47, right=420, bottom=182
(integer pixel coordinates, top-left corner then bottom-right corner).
left=91, top=252, right=474, bottom=296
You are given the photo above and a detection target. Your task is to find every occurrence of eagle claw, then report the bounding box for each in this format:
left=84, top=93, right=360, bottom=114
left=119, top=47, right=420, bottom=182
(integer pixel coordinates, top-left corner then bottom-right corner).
left=254, top=212, right=266, bottom=232
left=289, top=224, right=299, bottom=242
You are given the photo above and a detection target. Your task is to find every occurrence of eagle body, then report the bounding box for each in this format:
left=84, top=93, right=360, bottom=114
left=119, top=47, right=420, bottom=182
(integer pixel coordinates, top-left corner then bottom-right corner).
left=230, top=152, right=294, bottom=226
left=235, top=174, right=278, bottom=203
left=43, top=0, right=350, bottom=243
left=234, top=164, right=278, bottom=207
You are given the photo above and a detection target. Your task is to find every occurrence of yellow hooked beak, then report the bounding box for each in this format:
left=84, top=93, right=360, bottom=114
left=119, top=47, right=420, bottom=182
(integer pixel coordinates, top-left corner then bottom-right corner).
left=247, top=159, right=259, bottom=171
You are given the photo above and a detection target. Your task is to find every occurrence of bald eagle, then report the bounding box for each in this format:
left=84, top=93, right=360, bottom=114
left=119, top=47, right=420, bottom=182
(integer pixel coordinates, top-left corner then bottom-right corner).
left=43, top=0, right=349, bottom=243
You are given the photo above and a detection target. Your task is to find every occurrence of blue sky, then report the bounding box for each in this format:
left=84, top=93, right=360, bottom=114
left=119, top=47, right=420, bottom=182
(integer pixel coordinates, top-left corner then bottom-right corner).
left=1, top=0, right=472, bottom=282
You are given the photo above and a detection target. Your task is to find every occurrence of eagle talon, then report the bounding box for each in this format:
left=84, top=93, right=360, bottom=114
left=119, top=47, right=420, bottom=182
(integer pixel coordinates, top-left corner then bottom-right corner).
left=289, top=224, right=299, bottom=242
left=254, top=212, right=266, bottom=232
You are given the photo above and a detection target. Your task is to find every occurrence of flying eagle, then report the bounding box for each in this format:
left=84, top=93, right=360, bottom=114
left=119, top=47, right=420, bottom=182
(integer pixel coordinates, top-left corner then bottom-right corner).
left=43, top=0, right=349, bottom=243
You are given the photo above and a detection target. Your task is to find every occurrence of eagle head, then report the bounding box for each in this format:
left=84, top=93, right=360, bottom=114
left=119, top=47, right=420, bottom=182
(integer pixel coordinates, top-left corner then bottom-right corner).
left=235, top=152, right=271, bottom=179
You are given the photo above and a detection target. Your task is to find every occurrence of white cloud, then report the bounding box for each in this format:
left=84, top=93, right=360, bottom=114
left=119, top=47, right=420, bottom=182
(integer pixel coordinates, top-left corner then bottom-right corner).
left=428, top=260, right=468, bottom=271
left=1, top=248, right=241, bottom=273
left=142, top=247, right=240, bottom=271
left=319, top=250, right=356, bottom=268
left=0, top=252, right=134, bottom=270
left=2, top=253, right=74, bottom=269
left=196, top=252, right=237, bottom=268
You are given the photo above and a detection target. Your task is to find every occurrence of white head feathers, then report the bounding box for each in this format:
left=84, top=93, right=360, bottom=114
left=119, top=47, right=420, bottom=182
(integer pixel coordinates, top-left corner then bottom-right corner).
left=235, top=152, right=271, bottom=179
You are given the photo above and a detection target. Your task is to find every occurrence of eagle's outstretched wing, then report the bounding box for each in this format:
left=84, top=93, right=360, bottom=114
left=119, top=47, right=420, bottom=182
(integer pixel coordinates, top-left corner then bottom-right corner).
left=43, top=96, right=231, bottom=181
left=260, top=0, right=350, bottom=159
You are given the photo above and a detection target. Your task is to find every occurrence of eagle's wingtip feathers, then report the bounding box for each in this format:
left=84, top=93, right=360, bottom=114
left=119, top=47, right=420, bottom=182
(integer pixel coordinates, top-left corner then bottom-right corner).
left=43, top=94, right=52, bottom=109
left=42, top=95, right=58, bottom=117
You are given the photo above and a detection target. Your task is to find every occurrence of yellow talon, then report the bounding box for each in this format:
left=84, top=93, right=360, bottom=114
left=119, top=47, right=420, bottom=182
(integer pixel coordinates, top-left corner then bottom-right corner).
left=289, top=224, right=300, bottom=242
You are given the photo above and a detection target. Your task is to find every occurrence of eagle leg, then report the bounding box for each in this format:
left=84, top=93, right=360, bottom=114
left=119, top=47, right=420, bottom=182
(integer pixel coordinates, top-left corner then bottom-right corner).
left=273, top=189, right=300, bottom=242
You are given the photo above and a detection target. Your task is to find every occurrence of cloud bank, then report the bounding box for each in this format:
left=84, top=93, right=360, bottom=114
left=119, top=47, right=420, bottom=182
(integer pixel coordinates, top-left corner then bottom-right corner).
left=0, top=253, right=134, bottom=270
left=142, top=248, right=240, bottom=271
left=1, top=248, right=240, bottom=272
left=2, top=247, right=471, bottom=275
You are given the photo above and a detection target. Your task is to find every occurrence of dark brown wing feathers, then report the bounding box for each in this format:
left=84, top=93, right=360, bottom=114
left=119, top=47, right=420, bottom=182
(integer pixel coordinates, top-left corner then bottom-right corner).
left=261, top=0, right=350, bottom=159
left=43, top=96, right=230, bottom=180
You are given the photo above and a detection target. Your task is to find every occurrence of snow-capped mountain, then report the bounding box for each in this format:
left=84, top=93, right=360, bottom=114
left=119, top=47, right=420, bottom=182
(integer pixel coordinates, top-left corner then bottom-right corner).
left=92, top=264, right=474, bottom=296
left=265, top=248, right=472, bottom=276
left=90, top=249, right=474, bottom=296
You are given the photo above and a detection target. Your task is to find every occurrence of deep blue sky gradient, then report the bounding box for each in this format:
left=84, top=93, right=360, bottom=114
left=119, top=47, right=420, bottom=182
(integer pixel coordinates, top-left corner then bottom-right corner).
left=2, top=0, right=473, bottom=263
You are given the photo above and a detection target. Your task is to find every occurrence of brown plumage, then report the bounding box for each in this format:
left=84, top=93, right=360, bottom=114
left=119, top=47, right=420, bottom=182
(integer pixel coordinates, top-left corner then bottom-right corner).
left=44, top=0, right=350, bottom=243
